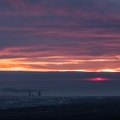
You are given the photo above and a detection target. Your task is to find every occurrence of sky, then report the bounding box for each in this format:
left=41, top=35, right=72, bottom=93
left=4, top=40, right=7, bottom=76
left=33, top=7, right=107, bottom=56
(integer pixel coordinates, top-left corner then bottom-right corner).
left=0, top=0, right=120, bottom=72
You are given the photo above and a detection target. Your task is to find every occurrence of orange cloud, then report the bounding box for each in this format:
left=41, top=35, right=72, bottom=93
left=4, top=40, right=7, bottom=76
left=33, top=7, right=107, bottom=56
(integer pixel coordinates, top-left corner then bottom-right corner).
left=0, top=57, right=119, bottom=72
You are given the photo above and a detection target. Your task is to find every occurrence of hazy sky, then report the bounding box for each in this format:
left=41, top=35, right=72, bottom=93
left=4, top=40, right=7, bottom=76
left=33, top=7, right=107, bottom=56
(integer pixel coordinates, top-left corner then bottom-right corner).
left=0, top=0, right=120, bottom=72
left=0, top=72, right=120, bottom=96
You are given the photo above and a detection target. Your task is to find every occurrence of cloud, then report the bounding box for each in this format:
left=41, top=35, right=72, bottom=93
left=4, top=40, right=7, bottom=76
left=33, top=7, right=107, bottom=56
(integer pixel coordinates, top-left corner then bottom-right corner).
left=0, top=0, right=120, bottom=26
left=0, top=0, right=119, bottom=72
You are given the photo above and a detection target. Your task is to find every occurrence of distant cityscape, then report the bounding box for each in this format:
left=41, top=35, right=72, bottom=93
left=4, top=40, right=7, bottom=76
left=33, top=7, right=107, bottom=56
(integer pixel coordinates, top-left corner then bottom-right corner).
left=0, top=90, right=120, bottom=110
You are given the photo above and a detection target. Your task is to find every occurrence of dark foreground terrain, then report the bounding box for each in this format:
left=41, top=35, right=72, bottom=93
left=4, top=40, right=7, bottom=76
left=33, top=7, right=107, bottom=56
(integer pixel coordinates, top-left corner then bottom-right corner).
left=0, top=96, right=120, bottom=120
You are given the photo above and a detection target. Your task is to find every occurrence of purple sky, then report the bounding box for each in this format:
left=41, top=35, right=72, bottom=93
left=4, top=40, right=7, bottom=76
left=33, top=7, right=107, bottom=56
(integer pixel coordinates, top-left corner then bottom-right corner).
left=0, top=0, right=120, bottom=72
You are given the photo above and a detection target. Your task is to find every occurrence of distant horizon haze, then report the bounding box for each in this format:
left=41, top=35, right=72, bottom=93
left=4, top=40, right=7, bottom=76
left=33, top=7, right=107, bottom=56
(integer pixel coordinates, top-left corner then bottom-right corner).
left=0, top=72, right=120, bottom=96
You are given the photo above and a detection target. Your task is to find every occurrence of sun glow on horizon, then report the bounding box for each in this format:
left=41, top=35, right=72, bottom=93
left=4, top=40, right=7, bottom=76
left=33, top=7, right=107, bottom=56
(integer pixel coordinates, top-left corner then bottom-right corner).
left=97, top=69, right=118, bottom=72
left=0, top=58, right=120, bottom=72
left=89, top=77, right=109, bottom=81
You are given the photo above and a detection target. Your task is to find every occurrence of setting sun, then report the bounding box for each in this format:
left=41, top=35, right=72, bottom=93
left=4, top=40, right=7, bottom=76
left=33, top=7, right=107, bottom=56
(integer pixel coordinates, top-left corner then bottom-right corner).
left=89, top=77, right=108, bottom=81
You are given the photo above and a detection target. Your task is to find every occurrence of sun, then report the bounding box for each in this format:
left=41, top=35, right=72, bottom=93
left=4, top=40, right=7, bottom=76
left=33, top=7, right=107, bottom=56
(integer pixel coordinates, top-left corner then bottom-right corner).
left=89, top=77, right=108, bottom=81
